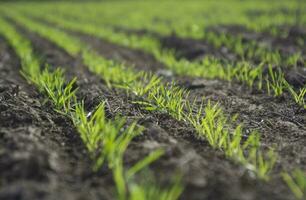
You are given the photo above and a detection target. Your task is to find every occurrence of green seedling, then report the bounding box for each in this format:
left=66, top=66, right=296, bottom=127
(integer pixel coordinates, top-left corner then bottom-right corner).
left=235, top=61, right=264, bottom=88
left=82, top=50, right=139, bottom=87
left=125, top=72, right=161, bottom=96
left=264, top=51, right=281, bottom=66
left=113, top=148, right=166, bottom=200
left=127, top=149, right=164, bottom=180
left=284, top=80, right=306, bottom=108
left=72, top=102, right=106, bottom=160
left=38, top=68, right=77, bottom=112
left=224, top=125, right=245, bottom=161
left=255, top=149, right=277, bottom=180
left=129, top=172, right=183, bottom=200
left=233, top=37, right=244, bottom=58
left=286, top=52, right=302, bottom=68
left=71, top=100, right=170, bottom=200
left=231, top=128, right=277, bottom=180
left=145, top=83, right=186, bottom=120
left=105, top=120, right=140, bottom=200
left=246, top=147, right=277, bottom=180
left=72, top=101, right=143, bottom=171
left=282, top=169, right=306, bottom=199
left=72, top=101, right=171, bottom=200
left=187, top=100, right=276, bottom=180
left=190, top=100, right=227, bottom=148
left=266, top=65, right=286, bottom=96
left=132, top=81, right=186, bottom=121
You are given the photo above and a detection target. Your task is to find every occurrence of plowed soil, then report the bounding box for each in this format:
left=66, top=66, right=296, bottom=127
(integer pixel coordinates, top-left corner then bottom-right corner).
left=1, top=18, right=305, bottom=200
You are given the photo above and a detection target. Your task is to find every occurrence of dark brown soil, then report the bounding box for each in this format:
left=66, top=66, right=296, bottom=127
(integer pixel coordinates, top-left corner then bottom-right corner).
left=1, top=17, right=305, bottom=200
left=160, top=34, right=237, bottom=61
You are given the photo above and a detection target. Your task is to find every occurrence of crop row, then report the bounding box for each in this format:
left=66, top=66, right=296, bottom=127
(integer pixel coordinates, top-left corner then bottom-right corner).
left=1, top=8, right=305, bottom=200
left=0, top=16, right=183, bottom=200
left=18, top=2, right=305, bottom=64
left=16, top=1, right=305, bottom=37
left=15, top=9, right=306, bottom=108
left=35, top=7, right=304, bottom=67
left=3, top=10, right=278, bottom=180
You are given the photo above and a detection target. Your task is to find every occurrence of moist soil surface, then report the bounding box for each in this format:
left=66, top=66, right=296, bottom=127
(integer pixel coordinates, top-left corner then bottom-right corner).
left=1, top=19, right=306, bottom=200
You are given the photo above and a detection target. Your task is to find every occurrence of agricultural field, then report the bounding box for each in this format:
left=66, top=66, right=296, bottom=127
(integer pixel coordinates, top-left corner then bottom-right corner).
left=0, top=0, right=305, bottom=199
